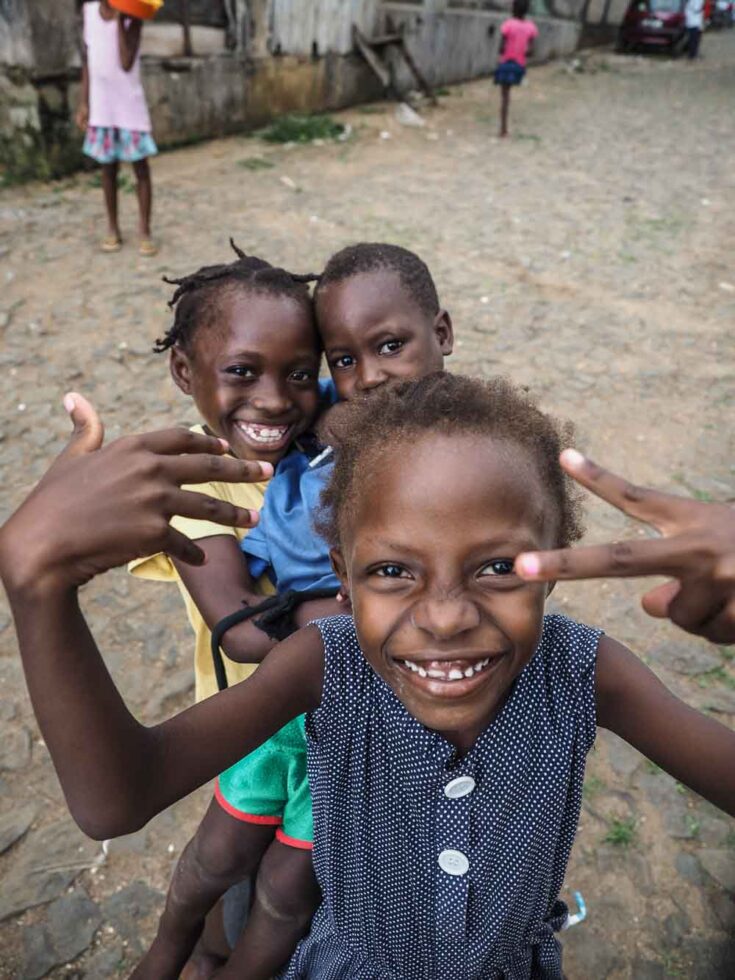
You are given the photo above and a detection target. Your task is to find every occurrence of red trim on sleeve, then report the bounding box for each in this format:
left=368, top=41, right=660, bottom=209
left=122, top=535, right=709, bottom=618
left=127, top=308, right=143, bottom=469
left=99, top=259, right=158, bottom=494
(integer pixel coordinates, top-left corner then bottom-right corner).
left=214, top=779, right=282, bottom=826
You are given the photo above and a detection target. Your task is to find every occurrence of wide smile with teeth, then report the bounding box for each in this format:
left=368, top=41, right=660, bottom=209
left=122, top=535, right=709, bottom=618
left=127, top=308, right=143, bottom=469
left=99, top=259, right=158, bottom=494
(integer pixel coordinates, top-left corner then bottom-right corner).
left=236, top=421, right=291, bottom=445
left=399, top=656, right=493, bottom=682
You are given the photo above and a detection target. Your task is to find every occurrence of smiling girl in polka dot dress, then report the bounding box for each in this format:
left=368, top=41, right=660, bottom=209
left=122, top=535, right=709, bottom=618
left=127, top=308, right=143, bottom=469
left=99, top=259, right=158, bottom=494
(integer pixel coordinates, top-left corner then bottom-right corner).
left=2, top=374, right=735, bottom=979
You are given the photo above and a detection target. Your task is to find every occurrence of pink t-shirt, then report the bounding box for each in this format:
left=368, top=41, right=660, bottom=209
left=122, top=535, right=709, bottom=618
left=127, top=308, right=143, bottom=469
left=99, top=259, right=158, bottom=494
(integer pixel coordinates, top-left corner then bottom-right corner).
left=83, top=2, right=151, bottom=132
left=499, top=17, right=539, bottom=68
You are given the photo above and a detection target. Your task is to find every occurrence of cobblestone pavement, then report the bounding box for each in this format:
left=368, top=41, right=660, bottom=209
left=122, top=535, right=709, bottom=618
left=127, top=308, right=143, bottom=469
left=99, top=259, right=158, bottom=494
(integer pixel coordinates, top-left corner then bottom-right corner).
left=1, top=33, right=734, bottom=979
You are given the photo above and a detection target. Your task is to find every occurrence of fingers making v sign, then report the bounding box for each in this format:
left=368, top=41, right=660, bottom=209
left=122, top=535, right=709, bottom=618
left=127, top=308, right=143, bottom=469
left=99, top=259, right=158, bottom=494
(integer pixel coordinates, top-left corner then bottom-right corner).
left=516, top=449, right=735, bottom=644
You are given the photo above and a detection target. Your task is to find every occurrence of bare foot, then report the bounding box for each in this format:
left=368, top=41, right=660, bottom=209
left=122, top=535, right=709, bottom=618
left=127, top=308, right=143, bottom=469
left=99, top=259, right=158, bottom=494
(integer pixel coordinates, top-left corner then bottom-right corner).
left=130, top=934, right=216, bottom=980
left=180, top=950, right=227, bottom=980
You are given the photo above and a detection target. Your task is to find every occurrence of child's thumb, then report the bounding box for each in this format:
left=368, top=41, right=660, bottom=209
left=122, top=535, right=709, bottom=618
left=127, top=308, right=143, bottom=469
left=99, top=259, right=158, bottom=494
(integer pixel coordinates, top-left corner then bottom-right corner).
left=641, top=579, right=681, bottom=620
left=61, top=392, right=105, bottom=458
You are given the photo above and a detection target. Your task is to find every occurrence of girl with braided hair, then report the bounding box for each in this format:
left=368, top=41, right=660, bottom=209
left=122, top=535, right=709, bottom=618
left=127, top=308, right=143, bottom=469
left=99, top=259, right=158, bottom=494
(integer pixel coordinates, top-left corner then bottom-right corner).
left=129, top=242, right=342, bottom=979
left=133, top=241, right=455, bottom=979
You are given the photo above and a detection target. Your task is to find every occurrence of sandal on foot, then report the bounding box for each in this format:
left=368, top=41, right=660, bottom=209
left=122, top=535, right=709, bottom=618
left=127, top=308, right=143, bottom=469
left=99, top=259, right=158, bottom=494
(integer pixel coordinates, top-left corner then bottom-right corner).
left=139, top=238, right=158, bottom=257
left=100, top=235, right=122, bottom=253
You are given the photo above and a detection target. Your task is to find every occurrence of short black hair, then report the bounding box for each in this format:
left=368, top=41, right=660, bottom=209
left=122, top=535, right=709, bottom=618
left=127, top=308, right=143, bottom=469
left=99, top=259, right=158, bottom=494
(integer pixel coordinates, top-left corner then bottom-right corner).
left=317, top=372, right=585, bottom=550
left=315, top=242, right=440, bottom=318
left=512, top=0, right=530, bottom=18
left=154, top=240, right=317, bottom=354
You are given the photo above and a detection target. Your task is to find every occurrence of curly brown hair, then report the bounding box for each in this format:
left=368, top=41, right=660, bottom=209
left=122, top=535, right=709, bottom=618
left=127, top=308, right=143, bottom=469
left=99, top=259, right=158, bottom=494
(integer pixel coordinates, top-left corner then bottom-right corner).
left=316, top=372, right=585, bottom=551
left=314, top=242, right=440, bottom=318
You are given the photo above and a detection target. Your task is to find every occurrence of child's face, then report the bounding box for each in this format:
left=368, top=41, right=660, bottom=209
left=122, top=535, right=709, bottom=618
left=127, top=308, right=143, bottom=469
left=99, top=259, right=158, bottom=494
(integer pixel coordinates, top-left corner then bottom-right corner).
left=333, top=432, right=554, bottom=753
left=170, top=292, right=321, bottom=465
left=315, top=270, right=453, bottom=401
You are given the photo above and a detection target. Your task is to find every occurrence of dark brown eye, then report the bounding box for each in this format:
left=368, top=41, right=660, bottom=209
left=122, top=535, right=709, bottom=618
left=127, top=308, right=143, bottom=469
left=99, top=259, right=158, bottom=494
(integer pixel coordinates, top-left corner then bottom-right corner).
left=479, top=559, right=515, bottom=577
left=375, top=564, right=408, bottom=578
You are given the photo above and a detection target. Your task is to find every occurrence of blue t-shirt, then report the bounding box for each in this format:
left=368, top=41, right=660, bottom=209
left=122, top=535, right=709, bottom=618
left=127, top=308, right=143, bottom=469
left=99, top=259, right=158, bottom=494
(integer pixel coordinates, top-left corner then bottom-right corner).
left=241, top=380, right=339, bottom=594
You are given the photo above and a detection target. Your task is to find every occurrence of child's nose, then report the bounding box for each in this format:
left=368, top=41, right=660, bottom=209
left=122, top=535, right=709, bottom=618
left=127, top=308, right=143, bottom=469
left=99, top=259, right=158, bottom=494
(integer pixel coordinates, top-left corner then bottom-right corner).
left=250, top=380, right=293, bottom=415
left=356, top=361, right=386, bottom=391
left=411, top=596, right=481, bottom=640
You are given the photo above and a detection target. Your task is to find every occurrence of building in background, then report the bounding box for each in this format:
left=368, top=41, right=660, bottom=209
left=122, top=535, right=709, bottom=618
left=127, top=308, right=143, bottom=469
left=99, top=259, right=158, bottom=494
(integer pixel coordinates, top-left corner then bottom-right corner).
left=0, top=0, right=627, bottom=181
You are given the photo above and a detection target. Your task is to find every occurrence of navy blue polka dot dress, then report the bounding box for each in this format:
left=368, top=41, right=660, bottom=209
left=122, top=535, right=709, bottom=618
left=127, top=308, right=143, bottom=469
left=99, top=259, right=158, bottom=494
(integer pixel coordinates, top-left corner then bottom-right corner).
left=280, top=613, right=601, bottom=979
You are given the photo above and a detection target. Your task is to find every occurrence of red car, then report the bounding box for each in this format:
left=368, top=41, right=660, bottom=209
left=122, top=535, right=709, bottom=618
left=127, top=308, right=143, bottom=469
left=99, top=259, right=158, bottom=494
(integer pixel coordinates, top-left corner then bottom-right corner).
left=617, top=0, right=687, bottom=52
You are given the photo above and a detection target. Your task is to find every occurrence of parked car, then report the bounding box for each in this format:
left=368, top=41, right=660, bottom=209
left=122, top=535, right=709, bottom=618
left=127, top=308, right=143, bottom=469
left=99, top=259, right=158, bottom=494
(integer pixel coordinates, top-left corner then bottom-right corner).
left=617, top=0, right=687, bottom=52
left=711, top=0, right=734, bottom=27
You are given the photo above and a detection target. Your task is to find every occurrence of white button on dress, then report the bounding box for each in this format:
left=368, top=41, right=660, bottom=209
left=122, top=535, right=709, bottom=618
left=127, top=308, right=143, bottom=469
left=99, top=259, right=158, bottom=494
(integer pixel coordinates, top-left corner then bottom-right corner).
left=444, top=775, right=476, bottom=799
left=438, top=849, right=470, bottom=876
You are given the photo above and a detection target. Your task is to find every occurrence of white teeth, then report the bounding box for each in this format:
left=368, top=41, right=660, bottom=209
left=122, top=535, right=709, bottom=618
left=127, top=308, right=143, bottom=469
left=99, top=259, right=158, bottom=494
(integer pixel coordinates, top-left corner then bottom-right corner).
left=237, top=422, right=288, bottom=445
left=401, top=656, right=493, bottom=682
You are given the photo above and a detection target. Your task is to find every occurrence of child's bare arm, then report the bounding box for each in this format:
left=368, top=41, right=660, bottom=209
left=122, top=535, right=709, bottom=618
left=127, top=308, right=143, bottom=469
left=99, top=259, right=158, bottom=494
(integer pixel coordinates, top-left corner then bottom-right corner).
left=0, top=395, right=323, bottom=837
left=117, top=14, right=142, bottom=72
left=516, top=451, right=735, bottom=644
left=75, top=10, right=89, bottom=131
left=596, top=636, right=735, bottom=816
left=171, top=536, right=279, bottom=663
left=5, top=580, right=322, bottom=838
left=174, top=542, right=344, bottom=663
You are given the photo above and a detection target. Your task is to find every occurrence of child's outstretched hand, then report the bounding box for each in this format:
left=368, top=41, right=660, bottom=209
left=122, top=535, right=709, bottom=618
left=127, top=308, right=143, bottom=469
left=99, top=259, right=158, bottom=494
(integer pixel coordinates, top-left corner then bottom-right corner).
left=0, top=393, right=272, bottom=596
left=515, top=450, right=735, bottom=644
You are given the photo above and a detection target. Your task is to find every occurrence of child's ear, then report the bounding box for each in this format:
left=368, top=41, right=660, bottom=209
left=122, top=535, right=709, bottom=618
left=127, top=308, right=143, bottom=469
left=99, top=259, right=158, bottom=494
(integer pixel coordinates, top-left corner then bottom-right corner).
left=433, top=309, right=454, bottom=356
left=169, top=346, right=193, bottom=395
left=329, top=548, right=349, bottom=597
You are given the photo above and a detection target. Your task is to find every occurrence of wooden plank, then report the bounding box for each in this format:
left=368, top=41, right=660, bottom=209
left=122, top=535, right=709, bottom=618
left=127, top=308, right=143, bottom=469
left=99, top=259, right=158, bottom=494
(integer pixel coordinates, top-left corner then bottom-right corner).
left=352, top=23, right=391, bottom=89
left=181, top=0, right=193, bottom=56
left=397, top=25, right=436, bottom=104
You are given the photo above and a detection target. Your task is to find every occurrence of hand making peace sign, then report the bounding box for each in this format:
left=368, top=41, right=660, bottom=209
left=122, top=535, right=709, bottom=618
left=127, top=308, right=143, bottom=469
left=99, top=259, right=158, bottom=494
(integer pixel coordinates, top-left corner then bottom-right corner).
left=515, top=449, right=735, bottom=644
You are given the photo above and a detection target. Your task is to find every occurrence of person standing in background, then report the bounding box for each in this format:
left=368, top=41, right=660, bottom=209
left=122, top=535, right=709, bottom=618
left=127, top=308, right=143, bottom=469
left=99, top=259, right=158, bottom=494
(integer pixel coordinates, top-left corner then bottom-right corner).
left=76, top=0, right=158, bottom=256
left=493, top=0, right=539, bottom=139
left=684, top=0, right=705, bottom=59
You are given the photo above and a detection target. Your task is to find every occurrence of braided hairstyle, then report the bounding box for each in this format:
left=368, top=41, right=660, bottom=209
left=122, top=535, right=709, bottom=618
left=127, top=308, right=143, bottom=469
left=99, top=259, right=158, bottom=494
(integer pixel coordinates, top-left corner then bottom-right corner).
left=314, top=243, right=440, bottom=318
left=154, top=240, right=318, bottom=354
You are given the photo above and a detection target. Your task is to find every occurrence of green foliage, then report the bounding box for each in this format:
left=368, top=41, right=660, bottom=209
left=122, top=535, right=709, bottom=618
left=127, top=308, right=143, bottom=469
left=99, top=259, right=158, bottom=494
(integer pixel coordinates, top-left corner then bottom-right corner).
left=603, top=816, right=636, bottom=847
left=697, top=666, right=735, bottom=691
left=238, top=157, right=275, bottom=171
left=684, top=814, right=700, bottom=838
left=659, top=950, right=686, bottom=977
left=86, top=171, right=135, bottom=193
left=259, top=114, right=346, bottom=144
left=582, top=775, right=605, bottom=799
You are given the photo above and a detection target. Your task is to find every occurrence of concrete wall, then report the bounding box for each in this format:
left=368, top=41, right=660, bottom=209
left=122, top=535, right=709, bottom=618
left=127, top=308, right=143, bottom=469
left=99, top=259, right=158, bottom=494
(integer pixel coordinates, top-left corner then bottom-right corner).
left=381, top=1, right=582, bottom=87
left=270, top=0, right=379, bottom=56
left=141, top=51, right=381, bottom=145
left=0, top=0, right=34, bottom=68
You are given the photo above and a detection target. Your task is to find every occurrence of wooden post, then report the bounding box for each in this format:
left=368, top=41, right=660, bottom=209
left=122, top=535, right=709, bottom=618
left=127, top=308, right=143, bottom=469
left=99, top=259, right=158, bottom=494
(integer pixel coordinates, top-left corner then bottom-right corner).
left=181, top=0, right=193, bottom=56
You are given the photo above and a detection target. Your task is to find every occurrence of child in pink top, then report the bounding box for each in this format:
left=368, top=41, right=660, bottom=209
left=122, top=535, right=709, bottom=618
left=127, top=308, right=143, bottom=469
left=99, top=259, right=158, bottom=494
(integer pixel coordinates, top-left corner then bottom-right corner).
left=77, top=0, right=157, bottom=256
left=494, top=0, right=539, bottom=138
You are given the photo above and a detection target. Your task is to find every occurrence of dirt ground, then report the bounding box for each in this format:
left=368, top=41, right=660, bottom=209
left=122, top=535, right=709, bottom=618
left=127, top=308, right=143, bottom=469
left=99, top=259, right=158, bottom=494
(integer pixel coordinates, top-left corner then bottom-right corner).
left=1, top=32, right=734, bottom=980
